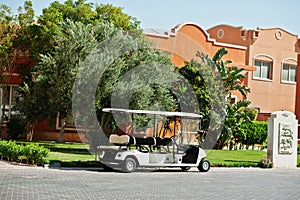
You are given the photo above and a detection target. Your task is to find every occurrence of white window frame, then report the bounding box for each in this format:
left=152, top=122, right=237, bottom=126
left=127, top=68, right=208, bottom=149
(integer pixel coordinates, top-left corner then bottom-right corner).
left=0, top=85, right=20, bottom=121
left=281, top=58, right=297, bottom=84
left=56, top=112, right=84, bottom=131
left=253, top=60, right=272, bottom=80
left=282, top=64, right=296, bottom=83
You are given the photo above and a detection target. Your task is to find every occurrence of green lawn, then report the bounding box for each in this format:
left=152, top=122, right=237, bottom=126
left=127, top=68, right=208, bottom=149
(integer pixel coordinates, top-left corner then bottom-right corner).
left=206, top=150, right=267, bottom=167
left=16, top=142, right=300, bottom=168
left=207, top=146, right=300, bottom=167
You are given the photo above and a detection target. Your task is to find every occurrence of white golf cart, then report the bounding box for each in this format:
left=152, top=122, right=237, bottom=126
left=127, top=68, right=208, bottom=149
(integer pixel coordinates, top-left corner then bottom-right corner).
left=99, top=108, right=210, bottom=173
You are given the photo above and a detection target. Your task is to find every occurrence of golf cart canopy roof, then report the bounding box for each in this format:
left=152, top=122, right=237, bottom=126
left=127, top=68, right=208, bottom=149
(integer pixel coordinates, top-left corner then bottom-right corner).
left=102, top=108, right=202, bottom=119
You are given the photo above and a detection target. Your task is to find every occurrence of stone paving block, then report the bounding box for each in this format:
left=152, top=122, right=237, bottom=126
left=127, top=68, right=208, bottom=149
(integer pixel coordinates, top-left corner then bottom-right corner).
left=0, top=161, right=299, bottom=199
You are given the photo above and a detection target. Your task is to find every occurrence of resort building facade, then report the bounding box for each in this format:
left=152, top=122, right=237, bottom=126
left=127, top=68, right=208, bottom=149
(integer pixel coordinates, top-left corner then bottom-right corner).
left=146, top=22, right=300, bottom=138
left=1, top=21, right=299, bottom=141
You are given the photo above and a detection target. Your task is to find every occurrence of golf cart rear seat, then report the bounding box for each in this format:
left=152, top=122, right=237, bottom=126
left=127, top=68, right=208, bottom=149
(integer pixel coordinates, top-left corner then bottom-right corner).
left=109, top=134, right=172, bottom=146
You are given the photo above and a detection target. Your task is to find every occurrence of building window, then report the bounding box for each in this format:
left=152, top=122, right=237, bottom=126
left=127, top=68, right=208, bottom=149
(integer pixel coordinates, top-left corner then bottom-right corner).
left=0, top=85, right=20, bottom=121
left=56, top=112, right=77, bottom=130
left=253, top=60, right=272, bottom=80
left=282, top=64, right=296, bottom=83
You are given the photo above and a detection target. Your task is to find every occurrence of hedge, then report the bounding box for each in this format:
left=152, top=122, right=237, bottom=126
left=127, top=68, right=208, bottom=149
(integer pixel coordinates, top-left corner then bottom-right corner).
left=0, top=140, right=49, bottom=166
left=235, top=121, right=268, bottom=146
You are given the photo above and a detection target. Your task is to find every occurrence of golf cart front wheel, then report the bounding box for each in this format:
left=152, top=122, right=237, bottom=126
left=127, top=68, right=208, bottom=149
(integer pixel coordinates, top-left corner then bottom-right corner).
left=122, top=157, right=137, bottom=173
left=198, top=158, right=210, bottom=172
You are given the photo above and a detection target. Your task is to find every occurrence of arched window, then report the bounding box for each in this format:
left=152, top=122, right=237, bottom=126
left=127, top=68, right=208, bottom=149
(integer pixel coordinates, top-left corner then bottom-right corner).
left=253, top=55, right=274, bottom=80
left=282, top=59, right=297, bottom=83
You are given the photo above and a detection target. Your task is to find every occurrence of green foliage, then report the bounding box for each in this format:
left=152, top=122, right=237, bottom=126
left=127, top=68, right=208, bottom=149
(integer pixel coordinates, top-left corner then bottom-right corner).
left=17, top=1, right=34, bottom=26
left=34, top=20, right=115, bottom=119
left=6, top=117, right=27, bottom=140
left=0, top=0, right=35, bottom=65
left=212, top=48, right=250, bottom=98
left=22, top=143, right=50, bottom=165
left=18, top=19, right=177, bottom=142
left=238, top=107, right=258, bottom=121
left=177, top=57, right=227, bottom=150
left=129, top=84, right=176, bottom=127
left=177, top=60, right=212, bottom=128
left=209, top=48, right=252, bottom=149
left=0, top=140, right=49, bottom=165
left=178, top=48, right=252, bottom=149
left=14, top=1, right=147, bottom=142
left=95, top=3, right=140, bottom=31
left=37, top=0, right=141, bottom=54
left=235, top=121, right=268, bottom=146
left=0, top=1, right=39, bottom=132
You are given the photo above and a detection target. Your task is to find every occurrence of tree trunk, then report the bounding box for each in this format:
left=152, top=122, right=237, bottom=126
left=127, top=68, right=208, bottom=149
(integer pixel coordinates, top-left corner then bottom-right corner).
left=27, top=123, right=35, bottom=141
left=60, top=118, right=66, bottom=142
left=0, top=86, right=8, bottom=138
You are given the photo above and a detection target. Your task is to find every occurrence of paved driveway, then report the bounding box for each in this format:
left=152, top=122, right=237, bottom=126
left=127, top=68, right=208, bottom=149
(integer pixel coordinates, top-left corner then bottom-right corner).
left=0, top=161, right=299, bottom=199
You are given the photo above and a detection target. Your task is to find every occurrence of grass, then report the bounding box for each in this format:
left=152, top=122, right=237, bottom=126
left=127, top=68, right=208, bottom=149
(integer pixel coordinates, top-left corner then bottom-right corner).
left=14, top=142, right=300, bottom=168
left=206, top=150, right=267, bottom=167
left=207, top=144, right=300, bottom=167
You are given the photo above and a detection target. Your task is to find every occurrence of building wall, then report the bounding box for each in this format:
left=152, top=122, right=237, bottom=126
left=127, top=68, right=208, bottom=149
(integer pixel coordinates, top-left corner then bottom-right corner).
left=207, top=25, right=299, bottom=119
left=146, top=22, right=247, bottom=68
left=248, top=28, right=297, bottom=114
left=146, top=22, right=250, bottom=102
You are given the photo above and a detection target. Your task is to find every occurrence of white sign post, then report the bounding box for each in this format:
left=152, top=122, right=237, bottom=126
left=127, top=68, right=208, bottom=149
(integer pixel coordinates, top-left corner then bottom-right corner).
left=267, top=111, right=298, bottom=168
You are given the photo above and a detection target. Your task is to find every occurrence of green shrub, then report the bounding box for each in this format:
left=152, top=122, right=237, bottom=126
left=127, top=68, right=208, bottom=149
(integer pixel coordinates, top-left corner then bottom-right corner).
left=6, top=118, right=27, bottom=140
left=0, top=140, right=10, bottom=160
left=23, top=144, right=50, bottom=165
left=0, top=140, right=20, bottom=161
left=0, top=140, right=49, bottom=166
left=211, top=161, right=259, bottom=168
left=238, top=107, right=258, bottom=121
left=235, top=121, right=268, bottom=146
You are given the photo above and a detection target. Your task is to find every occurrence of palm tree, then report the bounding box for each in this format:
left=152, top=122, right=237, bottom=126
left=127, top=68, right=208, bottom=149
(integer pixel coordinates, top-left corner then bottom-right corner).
left=197, top=48, right=252, bottom=149
left=211, top=48, right=250, bottom=99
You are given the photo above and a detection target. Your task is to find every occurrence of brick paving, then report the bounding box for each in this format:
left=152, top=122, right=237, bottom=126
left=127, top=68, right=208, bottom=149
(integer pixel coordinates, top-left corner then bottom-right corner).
left=0, top=161, right=299, bottom=199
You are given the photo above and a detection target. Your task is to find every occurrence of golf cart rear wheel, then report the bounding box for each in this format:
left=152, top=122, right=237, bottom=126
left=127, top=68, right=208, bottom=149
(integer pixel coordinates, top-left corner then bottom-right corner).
left=122, top=157, right=137, bottom=173
left=198, top=158, right=210, bottom=172
left=180, top=166, right=191, bottom=171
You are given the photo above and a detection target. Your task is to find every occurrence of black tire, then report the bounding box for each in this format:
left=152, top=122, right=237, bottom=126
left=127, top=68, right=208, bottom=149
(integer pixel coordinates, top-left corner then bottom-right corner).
left=180, top=166, right=191, bottom=171
left=198, top=158, right=210, bottom=172
left=122, top=157, right=137, bottom=173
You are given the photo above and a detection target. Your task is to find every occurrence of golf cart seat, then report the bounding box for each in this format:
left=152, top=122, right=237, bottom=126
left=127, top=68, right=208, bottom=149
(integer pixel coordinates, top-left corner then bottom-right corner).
left=109, top=134, right=134, bottom=146
left=109, top=134, right=172, bottom=146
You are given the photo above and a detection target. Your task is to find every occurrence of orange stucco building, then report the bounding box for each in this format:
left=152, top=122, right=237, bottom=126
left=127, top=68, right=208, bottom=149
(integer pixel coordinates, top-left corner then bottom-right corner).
left=208, top=25, right=299, bottom=121
left=145, top=22, right=255, bottom=102
left=146, top=22, right=300, bottom=139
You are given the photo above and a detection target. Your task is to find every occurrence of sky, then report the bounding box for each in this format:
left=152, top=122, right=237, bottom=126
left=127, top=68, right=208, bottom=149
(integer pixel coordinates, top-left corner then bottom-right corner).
left=2, top=0, right=300, bottom=36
